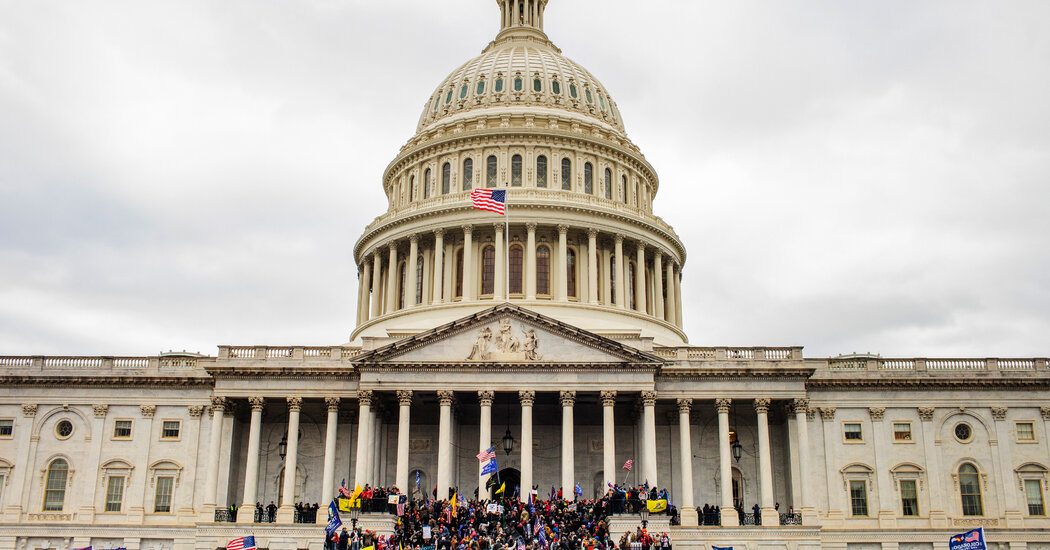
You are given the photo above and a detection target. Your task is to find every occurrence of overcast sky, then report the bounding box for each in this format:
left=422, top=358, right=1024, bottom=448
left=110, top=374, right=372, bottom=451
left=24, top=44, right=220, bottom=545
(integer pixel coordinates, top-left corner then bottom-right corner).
left=1, top=1, right=1048, bottom=358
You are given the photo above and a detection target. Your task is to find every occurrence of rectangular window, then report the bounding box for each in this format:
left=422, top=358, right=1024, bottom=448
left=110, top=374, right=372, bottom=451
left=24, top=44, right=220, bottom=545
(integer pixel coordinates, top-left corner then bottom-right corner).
left=844, top=423, right=863, bottom=441
left=1017, top=422, right=1035, bottom=442
left=105, top=476, right=125, bottom=512
left=900, top=480, right=919, bottom=516
left=0, top=419, right=12, bottom=437
left=113, top=420, right=133, bottom=439
left=849, top=480, right=868, bottom=516
left=161, top=421, right=180, bottom=439
left=1026, top=479, right=1045, bottom=516
left=154, top=476, right=174, bottom=513
left=893, top=423, right=912, bottom=441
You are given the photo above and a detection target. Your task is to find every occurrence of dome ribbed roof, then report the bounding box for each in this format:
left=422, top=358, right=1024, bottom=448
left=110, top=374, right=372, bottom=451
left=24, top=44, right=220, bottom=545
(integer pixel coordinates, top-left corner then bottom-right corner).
left=416, top=39, right=626, bottom=135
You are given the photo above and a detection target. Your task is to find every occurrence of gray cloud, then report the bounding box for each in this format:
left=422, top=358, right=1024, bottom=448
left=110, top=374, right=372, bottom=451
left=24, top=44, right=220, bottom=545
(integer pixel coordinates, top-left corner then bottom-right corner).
left=0, top=0, right=1047, bottom=358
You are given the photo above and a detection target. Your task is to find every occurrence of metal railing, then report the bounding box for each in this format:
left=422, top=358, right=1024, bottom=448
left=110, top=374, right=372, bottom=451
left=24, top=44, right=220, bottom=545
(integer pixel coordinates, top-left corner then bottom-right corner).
left=294, top=509, right=318, bottom=524
left=740, top=512, right=759, bottom=525
left=779, top=512, right=802, bottom=525
left=697, top=509, right=721, bottom=526
left=214, top=509, right=235, bottom=522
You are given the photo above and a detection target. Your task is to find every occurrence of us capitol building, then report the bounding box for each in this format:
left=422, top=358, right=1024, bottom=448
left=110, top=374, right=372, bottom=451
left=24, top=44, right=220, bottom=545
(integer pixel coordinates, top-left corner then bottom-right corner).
left=1, top=2, right=1048, bottom=550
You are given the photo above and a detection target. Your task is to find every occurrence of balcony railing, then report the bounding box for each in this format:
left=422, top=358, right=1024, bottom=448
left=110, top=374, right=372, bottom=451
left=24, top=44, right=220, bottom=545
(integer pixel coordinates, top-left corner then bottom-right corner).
left=214, top=509, right=235, bottom=523
left=779, top=512, right=802, bottom=525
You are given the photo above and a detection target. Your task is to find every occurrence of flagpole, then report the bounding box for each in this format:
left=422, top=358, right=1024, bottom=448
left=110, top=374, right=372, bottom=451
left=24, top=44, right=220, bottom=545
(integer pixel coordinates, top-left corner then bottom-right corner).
left=504, top=181, right=510, bottom=302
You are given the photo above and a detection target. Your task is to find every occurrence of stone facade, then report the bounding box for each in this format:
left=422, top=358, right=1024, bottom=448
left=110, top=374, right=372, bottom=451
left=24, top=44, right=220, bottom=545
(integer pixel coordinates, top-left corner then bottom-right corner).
left=1, top=2, right=1049, bottom=550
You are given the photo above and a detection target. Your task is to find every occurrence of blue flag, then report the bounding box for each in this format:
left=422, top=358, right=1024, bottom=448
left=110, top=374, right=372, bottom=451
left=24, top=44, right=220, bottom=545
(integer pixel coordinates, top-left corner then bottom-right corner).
left=574, top=483, right=583, bottom=496
left=949, top=527, right=985, bottom=550
left=416, top=470, right=421, bottom=487
left=481, top=460, right=498, bottom=475
left=326, top=500, right=342, bottom=536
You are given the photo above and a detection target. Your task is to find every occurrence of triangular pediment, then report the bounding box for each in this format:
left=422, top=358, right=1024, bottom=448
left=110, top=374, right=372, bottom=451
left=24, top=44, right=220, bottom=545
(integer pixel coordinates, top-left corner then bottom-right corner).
left=353, top=304, right=664, bottom=367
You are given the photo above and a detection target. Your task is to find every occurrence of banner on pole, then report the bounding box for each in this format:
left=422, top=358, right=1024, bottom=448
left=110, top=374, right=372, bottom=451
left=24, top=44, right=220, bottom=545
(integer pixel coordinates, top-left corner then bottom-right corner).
left=949, top=527, right=986, bottom=550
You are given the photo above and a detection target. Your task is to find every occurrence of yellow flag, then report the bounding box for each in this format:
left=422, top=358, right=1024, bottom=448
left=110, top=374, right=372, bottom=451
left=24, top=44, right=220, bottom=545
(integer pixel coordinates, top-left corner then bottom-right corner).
left=362, top=546, right=374, bottom=550
left=451, top=493, right=458, bottom=517
left=350, top=484, right=363, bottom=506
left=495, top=482, right=506, bottom=494
left=646, top=499, right=668, bottom=513
left=338, top=498, right=352, bottom=512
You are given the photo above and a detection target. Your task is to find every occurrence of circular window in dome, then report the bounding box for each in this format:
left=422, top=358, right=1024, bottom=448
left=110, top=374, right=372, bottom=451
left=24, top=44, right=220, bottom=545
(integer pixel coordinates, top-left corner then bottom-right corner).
left=955, top=423, right=973, bottom=443
left=56, top=420, right=73, bottom=439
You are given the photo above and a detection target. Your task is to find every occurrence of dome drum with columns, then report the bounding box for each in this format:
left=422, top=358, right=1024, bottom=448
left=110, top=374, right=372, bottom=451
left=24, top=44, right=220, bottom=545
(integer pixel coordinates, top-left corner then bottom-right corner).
left=352, top=0, right=687, bottom=346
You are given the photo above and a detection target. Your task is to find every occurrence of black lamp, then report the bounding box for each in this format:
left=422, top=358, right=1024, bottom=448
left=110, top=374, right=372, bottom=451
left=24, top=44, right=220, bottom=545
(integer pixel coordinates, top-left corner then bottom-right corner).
left=279, top=435, right=288, bottom=460
left=639, top=505, right=650, bottom=529
left=502, top=428, right=514, bottom=455
left=731, top=439, right=742, bottom=463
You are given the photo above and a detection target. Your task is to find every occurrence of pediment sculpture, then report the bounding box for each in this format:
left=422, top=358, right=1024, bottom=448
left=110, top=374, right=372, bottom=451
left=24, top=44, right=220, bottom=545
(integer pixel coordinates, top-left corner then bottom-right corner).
left=467, top=318, right=541, bottom=361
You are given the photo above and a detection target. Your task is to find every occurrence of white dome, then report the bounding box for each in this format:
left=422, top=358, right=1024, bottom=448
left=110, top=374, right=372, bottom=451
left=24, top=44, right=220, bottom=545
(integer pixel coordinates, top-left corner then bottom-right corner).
left=417, top=39, right=626, bottom=135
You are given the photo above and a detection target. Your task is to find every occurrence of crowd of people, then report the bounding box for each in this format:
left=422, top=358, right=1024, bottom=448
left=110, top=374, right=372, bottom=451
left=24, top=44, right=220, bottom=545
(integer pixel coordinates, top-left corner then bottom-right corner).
left=324, top=483, right=675, bottom=550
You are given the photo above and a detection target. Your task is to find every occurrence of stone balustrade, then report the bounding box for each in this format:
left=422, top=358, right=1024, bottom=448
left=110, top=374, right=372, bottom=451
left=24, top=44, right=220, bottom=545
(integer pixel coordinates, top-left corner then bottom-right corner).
left=0, top=355, right=200, bottom=370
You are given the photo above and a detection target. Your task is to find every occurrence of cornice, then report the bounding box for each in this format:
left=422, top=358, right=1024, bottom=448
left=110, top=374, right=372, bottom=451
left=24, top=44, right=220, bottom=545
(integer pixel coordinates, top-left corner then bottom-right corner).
left=0, top=375, right=213, bottom=388
left=205, top=365, right=358, bottom=378
left=807, top=376, right=1050, bottom=390
left=357, top=362, right=660, bottom=372
left=658, top=367, right=816, bottom=380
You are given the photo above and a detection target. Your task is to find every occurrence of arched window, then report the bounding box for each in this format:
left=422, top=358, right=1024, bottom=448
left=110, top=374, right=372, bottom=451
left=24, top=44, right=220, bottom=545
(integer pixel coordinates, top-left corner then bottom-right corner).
left=481, top=245, right=495, bottom=295
left=509, top=245, right=524, bottom=295
left=621, top=175, right=628, bottom=203
left=463, top=158, right=473, bottom=191
left=609, top=255, right=617, bottom=305
left=959, top=464, right=984, bottom=516
left=561, top=158, right=572, bottom=190
left=604, top=168, right=613, bottom=199
left=487, top=156, right=498, bottom=188
left=455, top=249, right=464, bottom=298
left=566, top=249, right=577, bottom=298
left=584, top=162, right=593, bottom=194
left=511, top=155, right=522, bottom=187
left=424, top=169, right=431, bottom=199
left=627, top=262, right=636, bottom=309
left=441, top=163, right=451, bottom=194
left=415, top=256, right=424, bottom=305
left=536, top=245, right=550, bottom=295
left=398, top=262, right=407, bottom=309
left=43, top=459, right=69, bottom=511
left=536, top=156, right=548, bottom=188
left=409, top=175, right=415, bottom=202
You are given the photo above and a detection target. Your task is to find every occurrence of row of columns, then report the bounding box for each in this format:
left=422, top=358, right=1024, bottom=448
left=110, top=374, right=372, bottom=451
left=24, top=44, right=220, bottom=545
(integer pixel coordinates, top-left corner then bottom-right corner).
left=357, top=226, right=684, bottom=325
left=203, top=393, right=812, bottom=527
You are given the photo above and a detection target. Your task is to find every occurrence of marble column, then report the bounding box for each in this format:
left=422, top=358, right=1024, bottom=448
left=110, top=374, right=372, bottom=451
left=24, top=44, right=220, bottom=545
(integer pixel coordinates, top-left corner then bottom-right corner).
left=792, top=399, right=815, bottom=524
left=237, top=397, right=265, bottom=523
left=614, top=235, right=625, bottom=309
left=354, top=391, right=373, bottom=487
left=202, top=397, right=226, bottom=519
left=674, top=265, right=683, bottom=326
left=277, top=397, right=303, bottom=523
left=677, top=399, right=697, bottom=525
left=358, top=262, right=371, bottom=324
left=319, top=397, right=340, bottom=519
left=371, top=250, right=383, bottom=317
left=601, top=391, right=617, bottom=490
left=386, top=242, right=399, bottom=312
left=433, top=229, right=445, bottom=304
left=635, top=242, right=646, bottom=313
left=755, top=398, right=777, bottom=526
left=478, top=391, right=495, bottom=497
left=991, top=407, right=1023, bottom=526
left=406, top=235, right=419, bottom=307
left=436, top=390, right=455, bottom=500
left=494, top=224, right=505, bottom=300
left=557, top=225, right=569, bottom=301
left=664, top=260, right=675, bottom=323
left=641, top=391, right=658, bottom=487
left=525, top=223, right=537, bottom=299
left=520, top=390, right=535, bottom=502
left=395, top=391, right=413, bottom=494
left=462, top=225, right=474, bottom=300
left=917, top=407, right=946, bottom=526
left=587, top=229, right=599, bottom=305
left=560, top=391, right=576, bottom=496
left=653, top=252, right=664, bottom=320
left=716, top=398, right=738, bottom=526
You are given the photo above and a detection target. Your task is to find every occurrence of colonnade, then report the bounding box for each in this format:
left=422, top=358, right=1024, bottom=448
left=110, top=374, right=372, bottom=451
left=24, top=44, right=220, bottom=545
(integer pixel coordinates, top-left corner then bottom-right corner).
left=204, top=392, right=814, bottom=527
left=355, top=225, right=684, bottom=328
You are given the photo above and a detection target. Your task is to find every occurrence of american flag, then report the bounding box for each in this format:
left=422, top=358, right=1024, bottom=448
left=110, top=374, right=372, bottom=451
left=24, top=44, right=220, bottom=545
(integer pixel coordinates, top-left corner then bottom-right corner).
left=226, top=537, right=255, bottom=550
left=396, top=495, right=407, bottom=516
left=477, top=445, right=496, bottom=462
left=470, top=189, right=506, bottom=215
left=622, top=459, right=633, bottom=471
left=338, top=479, right=352, bottom=498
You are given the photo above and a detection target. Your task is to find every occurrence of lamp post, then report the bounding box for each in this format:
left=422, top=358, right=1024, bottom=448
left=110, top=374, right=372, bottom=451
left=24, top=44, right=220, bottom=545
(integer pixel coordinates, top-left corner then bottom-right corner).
left=502, top=428, right=514, bottom=455
left=639, top=504, right=650, bottom=530
left=731, top=439, right=742, bottom=463
left=348, top=503, right=360, bottom=531
left=279, top=435, right=288, bottom=460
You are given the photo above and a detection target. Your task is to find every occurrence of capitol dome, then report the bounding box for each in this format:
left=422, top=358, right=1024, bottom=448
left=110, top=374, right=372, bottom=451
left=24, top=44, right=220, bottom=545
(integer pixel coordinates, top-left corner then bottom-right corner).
left=351, top=0, right=688, bottom=346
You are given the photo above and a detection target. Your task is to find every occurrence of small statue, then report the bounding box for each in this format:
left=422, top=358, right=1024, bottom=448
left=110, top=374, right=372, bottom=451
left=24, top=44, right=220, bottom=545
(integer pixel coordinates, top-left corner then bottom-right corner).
left=468, top=327, right=492, bottom=360
left=521, top=326, right=540, bottom=360
left=496, top=318, right=520, bottom=352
